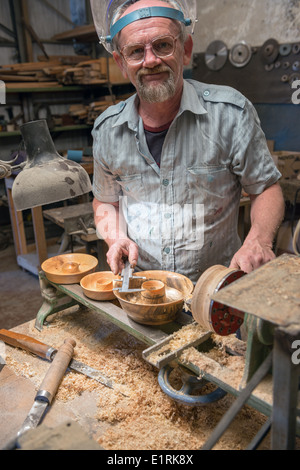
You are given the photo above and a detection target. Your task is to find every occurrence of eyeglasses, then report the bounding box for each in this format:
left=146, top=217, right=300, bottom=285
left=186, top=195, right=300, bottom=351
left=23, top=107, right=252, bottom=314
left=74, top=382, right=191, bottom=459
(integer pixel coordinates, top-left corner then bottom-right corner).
left=120, top=35, right=180, bottom=65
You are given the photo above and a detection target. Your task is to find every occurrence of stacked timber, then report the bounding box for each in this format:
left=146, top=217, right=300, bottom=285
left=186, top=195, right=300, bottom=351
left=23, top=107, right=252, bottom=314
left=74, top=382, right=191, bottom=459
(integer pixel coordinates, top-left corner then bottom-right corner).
left=0, top=57, right=129, bottom=88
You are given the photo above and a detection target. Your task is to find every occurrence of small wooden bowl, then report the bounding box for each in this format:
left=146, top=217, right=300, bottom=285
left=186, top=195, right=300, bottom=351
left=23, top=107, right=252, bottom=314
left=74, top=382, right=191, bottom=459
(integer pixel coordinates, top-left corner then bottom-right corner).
left=42, top=253, right=98, bottom=284
left=141, top=280, right=166, bottom=304
left=80, top=272, right=118, bottom=301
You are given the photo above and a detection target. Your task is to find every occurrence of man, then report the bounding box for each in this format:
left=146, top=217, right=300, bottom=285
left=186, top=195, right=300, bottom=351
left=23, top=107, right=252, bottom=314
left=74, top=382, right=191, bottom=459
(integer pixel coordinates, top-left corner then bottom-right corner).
left=91, top=0, right=284, bottom=283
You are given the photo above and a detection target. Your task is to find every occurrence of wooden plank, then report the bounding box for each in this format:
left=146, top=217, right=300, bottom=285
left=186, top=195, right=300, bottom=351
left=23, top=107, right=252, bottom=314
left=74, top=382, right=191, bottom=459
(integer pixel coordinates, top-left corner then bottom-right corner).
left=1, top=61, right=61, bottom=70
left=43, top=202, right=93, bottom=228
left=0, top=75, right=38, bottom=82
left=31, top=206, right=48, bottom=267
left=6, top=82, right=62, bottom=89
left=5, top=178, right=27, bottom=257
left=21, top=0, right=34, bottom=62
left=51, top=24, right=97, bottom=43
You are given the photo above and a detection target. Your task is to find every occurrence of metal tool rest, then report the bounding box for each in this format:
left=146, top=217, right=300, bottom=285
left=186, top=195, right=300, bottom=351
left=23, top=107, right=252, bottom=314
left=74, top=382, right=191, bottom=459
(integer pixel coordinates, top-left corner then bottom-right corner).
left=35, top=254, right=300, bottom=450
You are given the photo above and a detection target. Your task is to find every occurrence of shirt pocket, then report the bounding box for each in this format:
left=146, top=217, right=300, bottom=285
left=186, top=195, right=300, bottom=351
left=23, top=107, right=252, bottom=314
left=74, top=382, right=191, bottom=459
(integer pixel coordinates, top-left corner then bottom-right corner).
left=116, top=174, right=144, bottom=199
left=186, top=165, right=232, bottom=220
left=186, top=165, right=231, bottom=198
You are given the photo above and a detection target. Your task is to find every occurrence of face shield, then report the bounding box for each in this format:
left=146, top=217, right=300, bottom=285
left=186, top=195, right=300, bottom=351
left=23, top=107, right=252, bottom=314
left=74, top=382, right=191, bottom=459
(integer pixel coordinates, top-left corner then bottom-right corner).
left=90, top=0, right=197, bottom=54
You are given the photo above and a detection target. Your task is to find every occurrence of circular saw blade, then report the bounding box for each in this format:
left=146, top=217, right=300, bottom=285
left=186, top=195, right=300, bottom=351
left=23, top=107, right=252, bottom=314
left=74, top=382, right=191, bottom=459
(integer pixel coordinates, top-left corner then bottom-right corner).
left=261, top=38, right=279, bottom=64
left=229, top=41, right=252, bottom=67
left=205, top=40, right=228, bottom=71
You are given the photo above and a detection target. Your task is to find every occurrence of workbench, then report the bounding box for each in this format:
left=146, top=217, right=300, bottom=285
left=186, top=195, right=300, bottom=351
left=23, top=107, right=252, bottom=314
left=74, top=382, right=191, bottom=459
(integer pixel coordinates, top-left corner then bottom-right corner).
left=1, top=255, right=299, bottom=450
left=0, top=303, right=272, bottom=451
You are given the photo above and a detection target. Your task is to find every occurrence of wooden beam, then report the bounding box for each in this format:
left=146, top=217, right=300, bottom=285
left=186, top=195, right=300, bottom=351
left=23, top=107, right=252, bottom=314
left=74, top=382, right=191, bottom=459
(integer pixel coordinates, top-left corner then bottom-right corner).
left=20, top=0, right=34, bottom=62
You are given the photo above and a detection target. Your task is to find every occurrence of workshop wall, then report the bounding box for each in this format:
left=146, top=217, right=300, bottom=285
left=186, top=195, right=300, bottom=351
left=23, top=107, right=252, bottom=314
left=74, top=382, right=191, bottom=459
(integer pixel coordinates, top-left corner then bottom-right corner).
left=192, top=0, right=300, bottom=152
left=192, top=0, right=300, bottom=53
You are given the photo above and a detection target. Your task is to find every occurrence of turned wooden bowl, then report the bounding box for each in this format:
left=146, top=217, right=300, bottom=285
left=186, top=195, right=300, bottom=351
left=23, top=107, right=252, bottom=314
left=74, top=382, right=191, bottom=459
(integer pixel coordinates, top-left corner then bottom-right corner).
left=42, top=253, right=98, bottom=284
left=80, top=271, right=119, bottom=301
left=113, top=270, right=194, bottom=326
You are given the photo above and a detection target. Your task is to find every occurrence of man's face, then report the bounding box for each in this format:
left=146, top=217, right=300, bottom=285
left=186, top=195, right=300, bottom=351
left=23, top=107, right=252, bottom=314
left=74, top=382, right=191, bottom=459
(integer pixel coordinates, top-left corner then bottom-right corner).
left=113, top=16, right=192, bottom=103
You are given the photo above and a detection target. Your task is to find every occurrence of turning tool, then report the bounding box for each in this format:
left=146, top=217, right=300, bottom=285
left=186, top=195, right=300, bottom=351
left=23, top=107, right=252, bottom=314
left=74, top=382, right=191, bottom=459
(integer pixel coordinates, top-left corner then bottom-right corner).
left=3, top=338, right=75, bottom=450
left=0, top=329, right=114, bottom=391
left=18, top=338, right=75, bottom=436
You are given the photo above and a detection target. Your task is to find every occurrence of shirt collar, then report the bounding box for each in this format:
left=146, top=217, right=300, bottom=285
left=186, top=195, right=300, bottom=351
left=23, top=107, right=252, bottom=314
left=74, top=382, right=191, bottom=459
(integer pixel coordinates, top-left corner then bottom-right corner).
left=112, top=79, right=208, bottom=130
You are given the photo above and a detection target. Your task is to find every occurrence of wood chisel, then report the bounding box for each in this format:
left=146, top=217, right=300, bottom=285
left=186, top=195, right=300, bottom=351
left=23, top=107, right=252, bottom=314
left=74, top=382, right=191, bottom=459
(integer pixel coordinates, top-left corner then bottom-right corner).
left=0, top=329, right=115, bottom=391
left=3, top=338, right=75, bottom=450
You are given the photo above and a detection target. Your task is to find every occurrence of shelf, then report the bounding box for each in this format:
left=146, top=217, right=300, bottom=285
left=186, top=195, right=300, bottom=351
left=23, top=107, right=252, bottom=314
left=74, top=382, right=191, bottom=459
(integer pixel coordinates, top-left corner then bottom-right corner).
left=6, top=85, right=88, bottom=93
left=51, top=24, right=97, bottom=43
left=0, top=124, right=92, bottom=138
left=5, top=82, right=131, bottom=93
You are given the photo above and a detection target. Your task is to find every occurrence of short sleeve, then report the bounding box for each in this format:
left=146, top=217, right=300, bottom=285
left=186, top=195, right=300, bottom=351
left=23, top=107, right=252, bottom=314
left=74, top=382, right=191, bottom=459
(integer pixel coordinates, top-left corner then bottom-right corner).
left=92, top=127, right=122, bottom=203
left=230, top=100, right=281, bottom=194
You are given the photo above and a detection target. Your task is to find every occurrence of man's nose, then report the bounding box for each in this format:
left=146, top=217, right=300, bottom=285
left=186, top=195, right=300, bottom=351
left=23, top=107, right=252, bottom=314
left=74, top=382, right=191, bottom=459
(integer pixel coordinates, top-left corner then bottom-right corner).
left=142, top=44, right=162, bottom=66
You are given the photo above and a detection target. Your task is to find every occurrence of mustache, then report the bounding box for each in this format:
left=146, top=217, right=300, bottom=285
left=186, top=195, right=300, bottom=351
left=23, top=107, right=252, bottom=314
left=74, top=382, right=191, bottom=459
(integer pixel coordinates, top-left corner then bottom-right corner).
left=137, top=65, right=171, bottom=78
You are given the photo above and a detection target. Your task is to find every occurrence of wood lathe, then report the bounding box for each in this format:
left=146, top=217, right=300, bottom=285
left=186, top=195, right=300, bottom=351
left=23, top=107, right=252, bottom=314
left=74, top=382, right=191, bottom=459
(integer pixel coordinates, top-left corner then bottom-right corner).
left=32, top=252, right=300, bottom=450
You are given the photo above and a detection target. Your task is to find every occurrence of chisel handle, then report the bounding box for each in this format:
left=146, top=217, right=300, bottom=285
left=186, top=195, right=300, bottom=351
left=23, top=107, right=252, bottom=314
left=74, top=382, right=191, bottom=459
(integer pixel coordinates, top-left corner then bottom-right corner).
left=36, top=338, right=76, bottom=404
left=0, top=329, right=54, bottom=360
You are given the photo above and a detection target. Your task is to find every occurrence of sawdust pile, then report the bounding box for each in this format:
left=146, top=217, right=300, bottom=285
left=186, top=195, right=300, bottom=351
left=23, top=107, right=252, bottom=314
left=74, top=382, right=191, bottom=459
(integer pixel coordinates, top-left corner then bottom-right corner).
left=7, top=306, right=270, bottom=450
left=146, top=322, right=209, bottom=365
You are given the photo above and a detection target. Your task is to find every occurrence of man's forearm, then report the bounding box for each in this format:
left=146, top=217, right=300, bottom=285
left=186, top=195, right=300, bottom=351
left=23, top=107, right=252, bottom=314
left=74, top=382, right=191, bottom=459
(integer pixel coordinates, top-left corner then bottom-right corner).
left=246, top=182, right=285, bottom=247
left=93, top=198, right=138, bottom=273
left=230, top=182, right=285, bottom=272
left=93, top=198, right=127, bottom=247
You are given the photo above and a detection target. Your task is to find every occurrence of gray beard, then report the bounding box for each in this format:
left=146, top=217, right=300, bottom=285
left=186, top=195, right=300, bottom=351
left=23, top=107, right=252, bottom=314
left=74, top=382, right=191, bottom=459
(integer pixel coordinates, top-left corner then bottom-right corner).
left=136, top=68, right=176, bottom=103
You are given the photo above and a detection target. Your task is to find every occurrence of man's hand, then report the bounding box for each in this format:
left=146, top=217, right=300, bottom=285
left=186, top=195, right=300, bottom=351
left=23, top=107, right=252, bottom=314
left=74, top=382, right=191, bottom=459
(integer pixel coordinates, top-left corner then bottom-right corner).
left=230, top=183, right=284, bottom=273
left=106, top=238, right=139, bottom=275
left=229, top=238, right=275, bottom=273
left=93, top=198, right=139, bottom=274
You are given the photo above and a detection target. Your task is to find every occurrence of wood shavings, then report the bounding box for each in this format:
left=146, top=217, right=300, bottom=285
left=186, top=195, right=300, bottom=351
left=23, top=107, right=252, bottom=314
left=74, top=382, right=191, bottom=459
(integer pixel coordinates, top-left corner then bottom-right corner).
left=146, top=323, right=209, bottom=364
left=6, top=306, right=272, bottom=450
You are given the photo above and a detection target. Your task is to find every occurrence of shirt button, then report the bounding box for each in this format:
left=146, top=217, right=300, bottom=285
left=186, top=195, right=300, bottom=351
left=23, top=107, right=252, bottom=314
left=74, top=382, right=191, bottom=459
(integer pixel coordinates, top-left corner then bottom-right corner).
left=163, top=179, right=169, bottom=186
left=203, top=90, right=210, bottom=97
left=164, top=213, right=171, bottom=219
left=164, top=247, right=170, bottom=254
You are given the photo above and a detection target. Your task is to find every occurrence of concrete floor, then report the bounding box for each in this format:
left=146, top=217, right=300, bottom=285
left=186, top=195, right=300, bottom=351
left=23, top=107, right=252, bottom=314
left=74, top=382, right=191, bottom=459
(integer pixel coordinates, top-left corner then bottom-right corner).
left=0, top=244, right=42, bottom=330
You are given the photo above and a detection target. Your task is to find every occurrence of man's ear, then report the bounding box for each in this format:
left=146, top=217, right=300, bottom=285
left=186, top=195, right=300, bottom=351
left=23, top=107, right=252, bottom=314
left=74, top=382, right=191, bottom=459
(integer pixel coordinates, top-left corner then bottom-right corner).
left=113, top=51, right=128, bottom=79
left=183, top=35, right=193, bottom=66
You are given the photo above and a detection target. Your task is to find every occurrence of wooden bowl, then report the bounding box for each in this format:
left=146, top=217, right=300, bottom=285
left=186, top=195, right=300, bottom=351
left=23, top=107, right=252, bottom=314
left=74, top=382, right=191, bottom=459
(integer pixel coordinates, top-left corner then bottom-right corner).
left=42, top=253, right=98, bottom=284
left=80, top=271, right=119, bottom=301
left=113, top=270, right=194, bottom=326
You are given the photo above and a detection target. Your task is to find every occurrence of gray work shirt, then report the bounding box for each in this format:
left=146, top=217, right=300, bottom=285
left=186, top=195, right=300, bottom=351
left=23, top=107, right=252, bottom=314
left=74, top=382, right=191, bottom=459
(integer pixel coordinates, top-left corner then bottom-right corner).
left=92, top=79, right=281, bottom=283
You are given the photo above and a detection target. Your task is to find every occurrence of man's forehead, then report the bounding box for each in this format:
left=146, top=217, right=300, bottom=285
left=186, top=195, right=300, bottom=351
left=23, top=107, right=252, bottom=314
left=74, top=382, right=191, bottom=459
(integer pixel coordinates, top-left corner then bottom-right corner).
left=121, top=0, right=175, bottom=17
